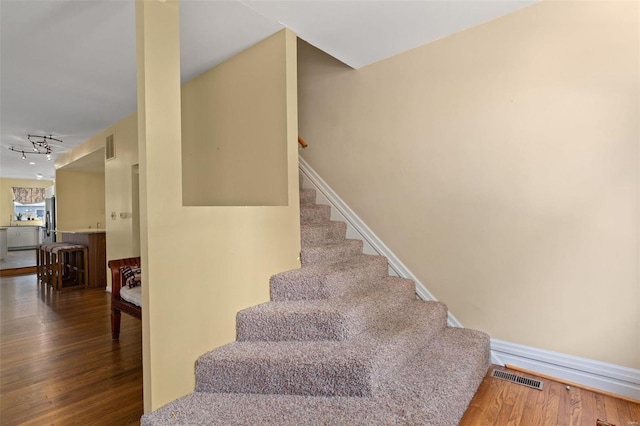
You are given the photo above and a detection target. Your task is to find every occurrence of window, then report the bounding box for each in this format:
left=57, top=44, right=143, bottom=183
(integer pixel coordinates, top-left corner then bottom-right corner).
left=14, top=201, right=45, bottom=221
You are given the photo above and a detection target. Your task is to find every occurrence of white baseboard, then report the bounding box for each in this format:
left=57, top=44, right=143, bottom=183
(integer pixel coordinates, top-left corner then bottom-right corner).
left=299, top=157, right=462, bottom=328
left=299, top=155, right=640, bottom=401
left=492, top=339, right=640, bottom=400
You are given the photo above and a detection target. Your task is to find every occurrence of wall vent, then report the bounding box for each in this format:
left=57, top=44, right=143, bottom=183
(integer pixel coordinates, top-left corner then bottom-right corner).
left=490, top=369, right=543, bottom=390
left=106, top=134, right=115, bottom=160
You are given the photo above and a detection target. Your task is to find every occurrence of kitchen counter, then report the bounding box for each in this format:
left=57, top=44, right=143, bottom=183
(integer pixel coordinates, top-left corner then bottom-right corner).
left=57, top=229, right=106, bottom=234
left=59, top=230, right=106, bottom=288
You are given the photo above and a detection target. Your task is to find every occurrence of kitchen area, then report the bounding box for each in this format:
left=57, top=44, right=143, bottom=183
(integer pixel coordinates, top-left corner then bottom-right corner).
left=0, top=184, right=53, bottom=273
left=0, top=220, right=48, bottom=272
left=1, top=148, right=110, bottom=289
left=0, top=184, right=48, bottom=271
left=0, top=178, right=106, bottom=288
left=0, top=238, right=38, bottom=271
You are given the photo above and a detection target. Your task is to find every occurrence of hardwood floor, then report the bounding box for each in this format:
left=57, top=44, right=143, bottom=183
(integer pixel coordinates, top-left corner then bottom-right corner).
left=1, top=274, right=637, bottom=425
left=0, top=249, right=37, bottom=277
left=460, top=365, right=640, bottom=426
left=0, top=274, right=143, bottom=425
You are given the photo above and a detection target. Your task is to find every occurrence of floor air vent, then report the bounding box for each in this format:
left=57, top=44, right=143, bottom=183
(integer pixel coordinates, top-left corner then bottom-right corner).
left=490, top=369, right=543, bottom=390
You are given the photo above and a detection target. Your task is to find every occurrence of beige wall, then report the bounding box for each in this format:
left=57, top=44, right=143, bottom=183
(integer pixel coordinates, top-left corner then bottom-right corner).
left=56, top=136, right=103, bottom=170
left=60, top=113, right=140, bottom=289
left=103, top=114, right=140, bottom=264
left=182, top=33, right=288, bottom=206
left=55, top=170, right=105, bottom=231
left=0, top=178, right=53, bottom=226
left=55, top=132, right=107, bottom=232
left=298, top=1, right=639, bottom=369
left=137, top=1, right=299, bottom=410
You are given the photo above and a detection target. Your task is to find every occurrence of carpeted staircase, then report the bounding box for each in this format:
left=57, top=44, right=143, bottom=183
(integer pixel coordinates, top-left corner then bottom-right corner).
left=142, top=183, right=490, bottom=425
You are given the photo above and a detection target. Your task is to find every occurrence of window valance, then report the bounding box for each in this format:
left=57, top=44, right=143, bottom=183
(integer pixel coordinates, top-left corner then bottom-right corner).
left=12, top=187, right=46, bottom=204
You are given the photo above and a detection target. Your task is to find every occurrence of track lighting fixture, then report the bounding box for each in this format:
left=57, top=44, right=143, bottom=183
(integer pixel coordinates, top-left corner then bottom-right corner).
left=8, top=134, right=62, bottom=159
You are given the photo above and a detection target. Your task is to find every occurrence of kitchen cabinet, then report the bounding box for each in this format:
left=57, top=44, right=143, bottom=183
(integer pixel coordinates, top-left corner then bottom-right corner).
left=7, top=227, right=39, bottom=249
left=0, top=228, right=7, bottom=259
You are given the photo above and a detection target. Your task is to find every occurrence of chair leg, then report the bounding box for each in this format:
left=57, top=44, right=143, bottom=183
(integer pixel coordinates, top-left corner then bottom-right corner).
left=36, top=246, right=42, bottom=284
left=111, top=309, right=122, bottom=340
left=44, top=248, right=52, bottom=288
left=53, top=252, right=62, bottom=291
left=82, top=247, right=88, bottom=288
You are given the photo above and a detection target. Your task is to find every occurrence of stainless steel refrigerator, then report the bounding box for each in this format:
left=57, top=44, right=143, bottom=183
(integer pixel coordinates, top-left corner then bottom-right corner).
left=43, top=196, right=56, bottom=243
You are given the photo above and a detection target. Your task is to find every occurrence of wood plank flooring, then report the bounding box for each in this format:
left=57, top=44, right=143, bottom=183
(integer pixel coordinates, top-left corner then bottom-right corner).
left=460, top=365, right=640, bottom=425
left=0, top=249, right=36, bottom=270
left=1, top=274, right=142, bottom=425
left=0, top=249, right=37, bottom=277
left=1, top=273, right=638, bottom=425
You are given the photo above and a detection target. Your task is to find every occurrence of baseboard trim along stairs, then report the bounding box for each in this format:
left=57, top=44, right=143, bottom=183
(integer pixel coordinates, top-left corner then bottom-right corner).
left=299, top=156, right=640, bottom=401
left=141, top=169, right=491, bottom=424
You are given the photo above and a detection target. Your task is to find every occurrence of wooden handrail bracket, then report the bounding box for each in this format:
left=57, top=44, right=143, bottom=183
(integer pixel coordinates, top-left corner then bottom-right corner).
left=298, top=136, right=308, bottom=149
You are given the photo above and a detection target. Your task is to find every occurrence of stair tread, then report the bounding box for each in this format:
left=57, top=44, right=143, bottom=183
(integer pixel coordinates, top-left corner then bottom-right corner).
left=301, top=239, right=363, bottom=266
left=300, top=221, right=344, bottom=229
left=143, top=327, right=490, bottom=426
left=237, top=278, right=416, bottom=341
left=300, top=205, right=331, bottom=213
left=270, top=254, right=390, bottom=301
left=196, top=301, right=450, bottom=397
left=274, top=254, right=387, bottom=279
left=142, top=392, right=402, bottom=425
left=198, top=300, right=448, bottom=374
left=247, top=277, right=414, bottom=315
left=301, top=221, right=346, bottom=238
left=302, top=238, right=361, bottom=249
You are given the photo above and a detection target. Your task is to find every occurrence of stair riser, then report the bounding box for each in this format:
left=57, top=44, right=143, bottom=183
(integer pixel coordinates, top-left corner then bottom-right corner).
left=270, top=258, right=389, bottom=301
left=196, top=359, right=373, bottom=397
left=364, top=302, right=450, bottom=395
left=237, top=280, right=416, bottom=342
left=301, top=222, right=347, bottom=246
left=301, top=240, right=363, bottom=266
left=299, top=188, right=317, bottom=206
left=371, top=303, right=448, bottom=368
left=237, top=311, right=351, bottom=341
left=300, top=205, right=331, bottom=224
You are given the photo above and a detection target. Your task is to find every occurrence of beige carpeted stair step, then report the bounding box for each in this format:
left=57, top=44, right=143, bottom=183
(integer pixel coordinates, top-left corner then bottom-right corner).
left=237, top=277, right=415, bottom=342
left=301, top=221, right=347, bottom=245
left=195, top=340, right=375, bottom=397
left=300, top=204, right=331, bottom=224
left=141, top=389, right=403, bottom=425
left=301, top=239, right=363, bottom=265
left=269, top=254, right=389, bottom=301
left=299, top=188, right=317, bottom=205
left=195, top=301, right=449, bottom=398
left=142, top=327, right=490, bottom=426
left=374, top=327, right=491, bottom=424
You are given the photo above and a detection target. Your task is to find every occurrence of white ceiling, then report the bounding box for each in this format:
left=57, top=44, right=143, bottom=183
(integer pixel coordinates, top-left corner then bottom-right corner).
left=0, top=0, right=535, bottom=180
